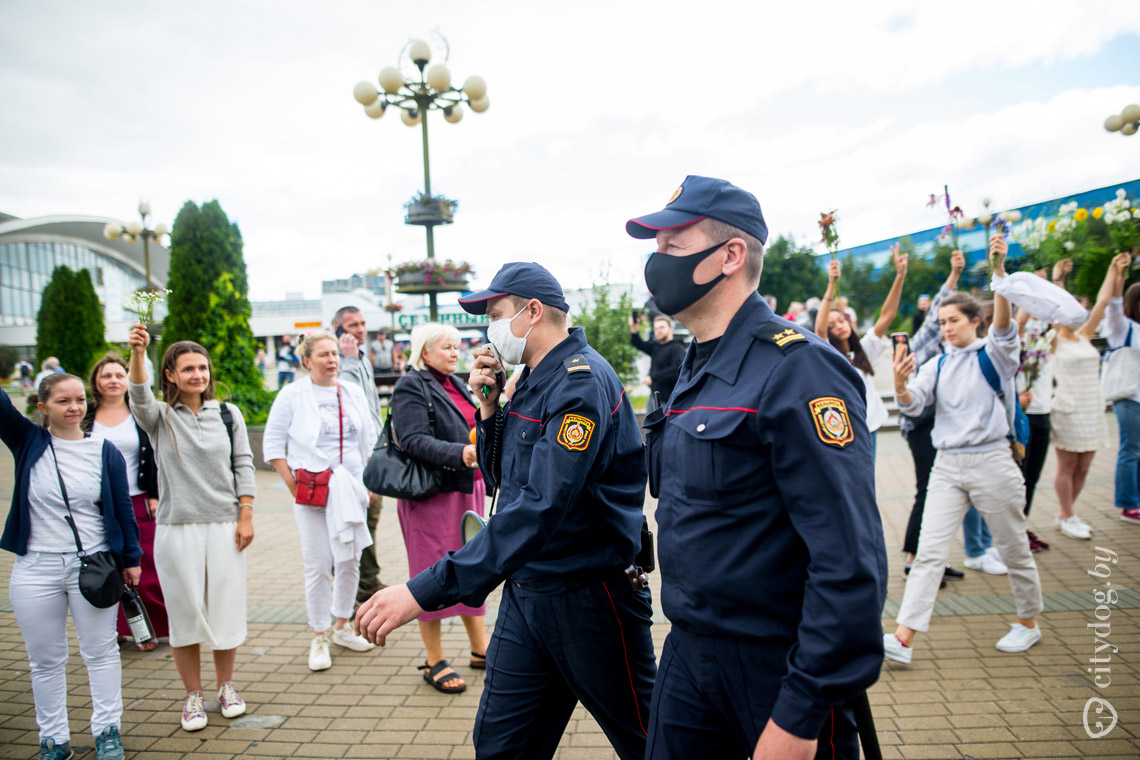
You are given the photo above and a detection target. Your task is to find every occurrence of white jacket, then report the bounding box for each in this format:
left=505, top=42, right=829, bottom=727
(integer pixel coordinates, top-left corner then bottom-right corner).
left=262, top=377, right=376, bottom=475
left=1105, top=297, right=1140, bottom=405
left=897, top=323, right=1020, bottom=453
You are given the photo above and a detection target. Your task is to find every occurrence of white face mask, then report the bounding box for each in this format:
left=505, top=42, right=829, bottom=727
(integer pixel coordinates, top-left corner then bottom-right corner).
left=486, top=306, right=534, bottom=366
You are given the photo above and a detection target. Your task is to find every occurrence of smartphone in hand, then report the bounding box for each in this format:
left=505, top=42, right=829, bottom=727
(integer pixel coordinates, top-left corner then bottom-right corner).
left=890, top=332, right=911, bottom=356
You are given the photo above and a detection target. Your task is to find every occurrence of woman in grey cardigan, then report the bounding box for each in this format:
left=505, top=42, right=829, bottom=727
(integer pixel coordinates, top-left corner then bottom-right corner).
left=127, top=324, right=256, bottom=733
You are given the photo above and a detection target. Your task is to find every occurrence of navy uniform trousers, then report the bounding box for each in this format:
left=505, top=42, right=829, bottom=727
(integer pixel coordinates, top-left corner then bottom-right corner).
left=645, top=628, right=859, bottom=760
left=473, top=572, right=656, bottom=760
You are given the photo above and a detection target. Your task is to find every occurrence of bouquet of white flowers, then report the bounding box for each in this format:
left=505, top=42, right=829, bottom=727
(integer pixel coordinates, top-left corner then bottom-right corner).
left=124, top=288, right=171, bottom=325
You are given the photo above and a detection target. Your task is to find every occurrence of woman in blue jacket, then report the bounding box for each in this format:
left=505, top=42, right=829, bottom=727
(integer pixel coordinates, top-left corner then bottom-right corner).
left=1, top=373, right=141, bottom=760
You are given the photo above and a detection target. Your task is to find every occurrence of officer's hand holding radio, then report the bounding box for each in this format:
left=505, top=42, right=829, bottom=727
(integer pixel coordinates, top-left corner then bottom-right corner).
left=469, top=345, right=504, bottom=416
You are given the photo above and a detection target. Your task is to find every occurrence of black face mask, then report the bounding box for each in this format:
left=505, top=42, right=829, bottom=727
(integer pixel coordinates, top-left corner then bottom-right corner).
left=643, top=240, right=728, bottom=316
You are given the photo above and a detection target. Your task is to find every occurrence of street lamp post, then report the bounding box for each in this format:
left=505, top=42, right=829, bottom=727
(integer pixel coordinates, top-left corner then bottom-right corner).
left=102, top=201, right=169, bottom=290
left=1105, top=104, right=1140, bottom=137
left=353, top=37, right=489, bottom=321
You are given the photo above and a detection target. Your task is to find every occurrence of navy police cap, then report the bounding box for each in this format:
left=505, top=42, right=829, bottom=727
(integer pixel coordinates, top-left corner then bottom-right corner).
left=458, top=262, right=570, bottom=315
left=626, top=175, right=768, bottom=244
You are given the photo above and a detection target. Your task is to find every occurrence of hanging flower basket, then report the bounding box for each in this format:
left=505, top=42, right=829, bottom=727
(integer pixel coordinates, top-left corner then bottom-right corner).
left=393, top=259, right=473, bottom=294
left=403, top=192, right=458, bottom=226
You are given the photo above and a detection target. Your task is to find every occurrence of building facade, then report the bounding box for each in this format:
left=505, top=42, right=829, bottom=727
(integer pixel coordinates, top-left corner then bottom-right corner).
left=0, top=212, right=170, bottom=353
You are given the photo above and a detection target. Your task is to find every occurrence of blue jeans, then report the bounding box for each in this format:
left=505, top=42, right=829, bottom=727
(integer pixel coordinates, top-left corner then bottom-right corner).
left=962, top=506, right=992, bottom=559
left=1113, top=399, right=1140, bottom=510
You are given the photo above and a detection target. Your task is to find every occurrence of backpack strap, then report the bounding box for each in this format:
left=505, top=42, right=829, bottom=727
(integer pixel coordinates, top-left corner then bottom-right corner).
left=218, top=402, right=236, bottom=477
left=976, top=348, right=1004, bottom=400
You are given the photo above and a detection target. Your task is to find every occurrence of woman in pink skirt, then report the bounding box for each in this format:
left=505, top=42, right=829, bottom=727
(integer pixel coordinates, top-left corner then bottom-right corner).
left=390, top=323, right=489, bottom=694
left=83, top=353, right=167, bottom=649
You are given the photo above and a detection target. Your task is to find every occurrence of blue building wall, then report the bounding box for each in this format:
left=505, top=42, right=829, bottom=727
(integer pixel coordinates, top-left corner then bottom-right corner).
left=825, top=179, right=1140, bottom=273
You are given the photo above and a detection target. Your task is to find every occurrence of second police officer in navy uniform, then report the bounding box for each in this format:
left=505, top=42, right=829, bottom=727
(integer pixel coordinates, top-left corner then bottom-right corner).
left=626, top=176, right=888, bottom=760
left=356, top=262, right=656, bottom=760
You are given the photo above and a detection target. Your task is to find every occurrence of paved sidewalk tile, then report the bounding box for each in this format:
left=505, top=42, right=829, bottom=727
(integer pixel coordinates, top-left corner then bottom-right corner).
left=2, top=415, right=1139, bottom=758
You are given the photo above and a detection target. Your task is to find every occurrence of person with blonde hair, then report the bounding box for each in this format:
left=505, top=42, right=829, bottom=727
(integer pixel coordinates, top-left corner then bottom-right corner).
left=264, top=330, right=378, bottom=671
left=383, top=322, right=489, bottom=693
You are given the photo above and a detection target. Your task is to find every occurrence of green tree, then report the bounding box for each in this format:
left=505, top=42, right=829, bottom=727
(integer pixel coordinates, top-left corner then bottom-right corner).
left=756, top=235, right=828, bottom=313
left=200, top=271, right=273, bottom=424
left=161, top=200, right=249, bottom=353
left=575, top=279, right=639, bottom=387
left=162, top=199, right=267, bottom=419
left=36, top=266, right=105, bottom=377
left=0, top=345, right=18, bottom=379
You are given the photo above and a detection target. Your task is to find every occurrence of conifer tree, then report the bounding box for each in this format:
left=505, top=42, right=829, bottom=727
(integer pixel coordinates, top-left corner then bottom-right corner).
left=35, top=266, right=105, bottom=377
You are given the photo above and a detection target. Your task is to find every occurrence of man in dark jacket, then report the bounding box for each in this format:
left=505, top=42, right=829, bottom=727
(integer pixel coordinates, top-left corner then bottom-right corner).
left=630, top=314, right=687, bottom=407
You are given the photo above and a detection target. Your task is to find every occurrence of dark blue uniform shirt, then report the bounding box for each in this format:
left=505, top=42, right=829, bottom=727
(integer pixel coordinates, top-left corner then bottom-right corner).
left=644, top=293, right=888, bottom=739
left=407, top=328, right=647, bottom=612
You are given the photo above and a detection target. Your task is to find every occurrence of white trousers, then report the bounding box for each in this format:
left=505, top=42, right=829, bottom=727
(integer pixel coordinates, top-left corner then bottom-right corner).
left=9, top=551, right=122, bottom=744
left=898, top=449, right=1044, bottom=633
left=294, top=504, right=360, bottom=631
left=154, top=522, right=247, bottom=649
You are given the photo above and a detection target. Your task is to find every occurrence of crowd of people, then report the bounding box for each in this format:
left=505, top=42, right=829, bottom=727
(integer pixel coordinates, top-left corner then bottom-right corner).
left=3, top=174, right=1140, bottom=760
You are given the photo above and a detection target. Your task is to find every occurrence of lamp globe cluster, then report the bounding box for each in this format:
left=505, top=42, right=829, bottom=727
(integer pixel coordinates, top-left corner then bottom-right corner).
left=1105, top=104, right=1140, bottom=137
left=352, top=38, right=489, bottom=125
left=102, top=200, right=168, bottom=288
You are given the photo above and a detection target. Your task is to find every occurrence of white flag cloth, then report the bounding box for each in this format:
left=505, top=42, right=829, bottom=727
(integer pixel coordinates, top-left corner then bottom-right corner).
left=325, top=465, right=373, bottom=563
left=990, top=272, right=1088, bottom=327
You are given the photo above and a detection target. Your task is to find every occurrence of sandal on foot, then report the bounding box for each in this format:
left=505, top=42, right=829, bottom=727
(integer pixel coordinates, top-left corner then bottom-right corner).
left=419, top=660, right=467, bottom=694
left=470, top=651, right=487, bottom=670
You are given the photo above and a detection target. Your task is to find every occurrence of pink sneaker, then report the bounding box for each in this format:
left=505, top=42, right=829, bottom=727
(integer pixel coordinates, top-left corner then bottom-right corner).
left=1121, top=508, right=1140, bottom=525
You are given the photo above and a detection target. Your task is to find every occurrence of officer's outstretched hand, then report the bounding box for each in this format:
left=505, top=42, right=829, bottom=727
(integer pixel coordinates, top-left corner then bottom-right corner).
left=753, top=719, right=816, bottom=760
left=469, top=346, right=503, bottom=413
left=355, top=583, right=424, bottom=647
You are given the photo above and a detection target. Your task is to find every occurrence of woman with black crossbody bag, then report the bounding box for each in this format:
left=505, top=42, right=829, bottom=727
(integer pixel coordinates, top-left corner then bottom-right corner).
left=1, top=374, right=141, bottom=760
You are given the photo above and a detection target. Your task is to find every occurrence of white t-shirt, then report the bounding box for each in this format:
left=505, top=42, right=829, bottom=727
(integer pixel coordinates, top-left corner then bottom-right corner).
left=28, top=436, right=108, bottom=554
left=94, top=414, right=143, bottom=497
left=858, top=332, right=890, bottom=432
left=313, top=384, right=362, bottom=472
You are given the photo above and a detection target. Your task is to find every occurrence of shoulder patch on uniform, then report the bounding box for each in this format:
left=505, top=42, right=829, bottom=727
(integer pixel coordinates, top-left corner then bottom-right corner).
left=564, top=354, right=591, bottom=373
left=809, top=397, right=854, bottom=448
left=557, top=414, right=595, bottom=451
left=754, top=322, right=807, bottom=350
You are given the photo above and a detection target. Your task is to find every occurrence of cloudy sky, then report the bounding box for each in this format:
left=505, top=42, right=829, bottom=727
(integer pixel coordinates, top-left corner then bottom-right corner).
left=3, top=1, right=1140, bottom=301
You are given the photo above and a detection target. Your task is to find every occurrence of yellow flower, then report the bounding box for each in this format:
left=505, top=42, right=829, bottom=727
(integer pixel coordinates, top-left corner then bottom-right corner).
left=1093, top=207, right=1104, bottom=220
left=1048, top=221, right=1057, bottom=233
left=1075, top=208, right=1089, bottom=222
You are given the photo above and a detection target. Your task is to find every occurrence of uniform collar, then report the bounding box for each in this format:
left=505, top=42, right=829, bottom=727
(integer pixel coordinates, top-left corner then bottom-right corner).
left=517, top=328, right=587, bottom=392
left=693, top=292, right=773, bottom=386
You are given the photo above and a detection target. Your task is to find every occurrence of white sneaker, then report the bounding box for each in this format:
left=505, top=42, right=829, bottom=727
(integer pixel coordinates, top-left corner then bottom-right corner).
left=308, top=634, right=332, bottom=671
left=995, top=623, right=1042, bottom=652
left=332, top=626, right=376, bottom=652
left=1057, top=515, right=1092, bottom=540
left=181, top=690, right=207, bottom=731
left=217, top=681, right=246, bottom=719
left=882, top=633, right=912, bottom=665
left=964, top=552, right=1008, bottom=575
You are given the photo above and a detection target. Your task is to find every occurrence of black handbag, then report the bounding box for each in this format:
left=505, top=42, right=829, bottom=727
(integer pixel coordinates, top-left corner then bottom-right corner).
left=49, top=440, right=124, bottom=609
left=363, top=374, right=443, bottom=501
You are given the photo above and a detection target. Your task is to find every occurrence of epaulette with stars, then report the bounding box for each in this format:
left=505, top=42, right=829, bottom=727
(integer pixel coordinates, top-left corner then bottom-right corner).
left=753, top=322, right=808, bottom=351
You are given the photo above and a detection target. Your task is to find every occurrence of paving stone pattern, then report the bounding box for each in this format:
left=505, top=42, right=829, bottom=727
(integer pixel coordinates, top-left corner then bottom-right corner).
left=1, top=416, right=1137, bottom=759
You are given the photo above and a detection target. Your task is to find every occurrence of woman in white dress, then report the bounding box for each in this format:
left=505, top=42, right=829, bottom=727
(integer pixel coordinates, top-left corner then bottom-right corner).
left=816, top=243, right=908, bottom=459
left=1050, top=253, right=1127, bottom=539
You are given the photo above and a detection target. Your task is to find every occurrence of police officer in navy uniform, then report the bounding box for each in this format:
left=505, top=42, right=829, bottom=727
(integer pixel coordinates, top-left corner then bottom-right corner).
left=356, top=262, right=656, bottom=760
left=627, top=176, right=888, bottom=760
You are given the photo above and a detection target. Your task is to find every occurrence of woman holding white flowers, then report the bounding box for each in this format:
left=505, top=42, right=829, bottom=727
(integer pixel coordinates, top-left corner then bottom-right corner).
left=127, top=324, right=256, bottom=733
